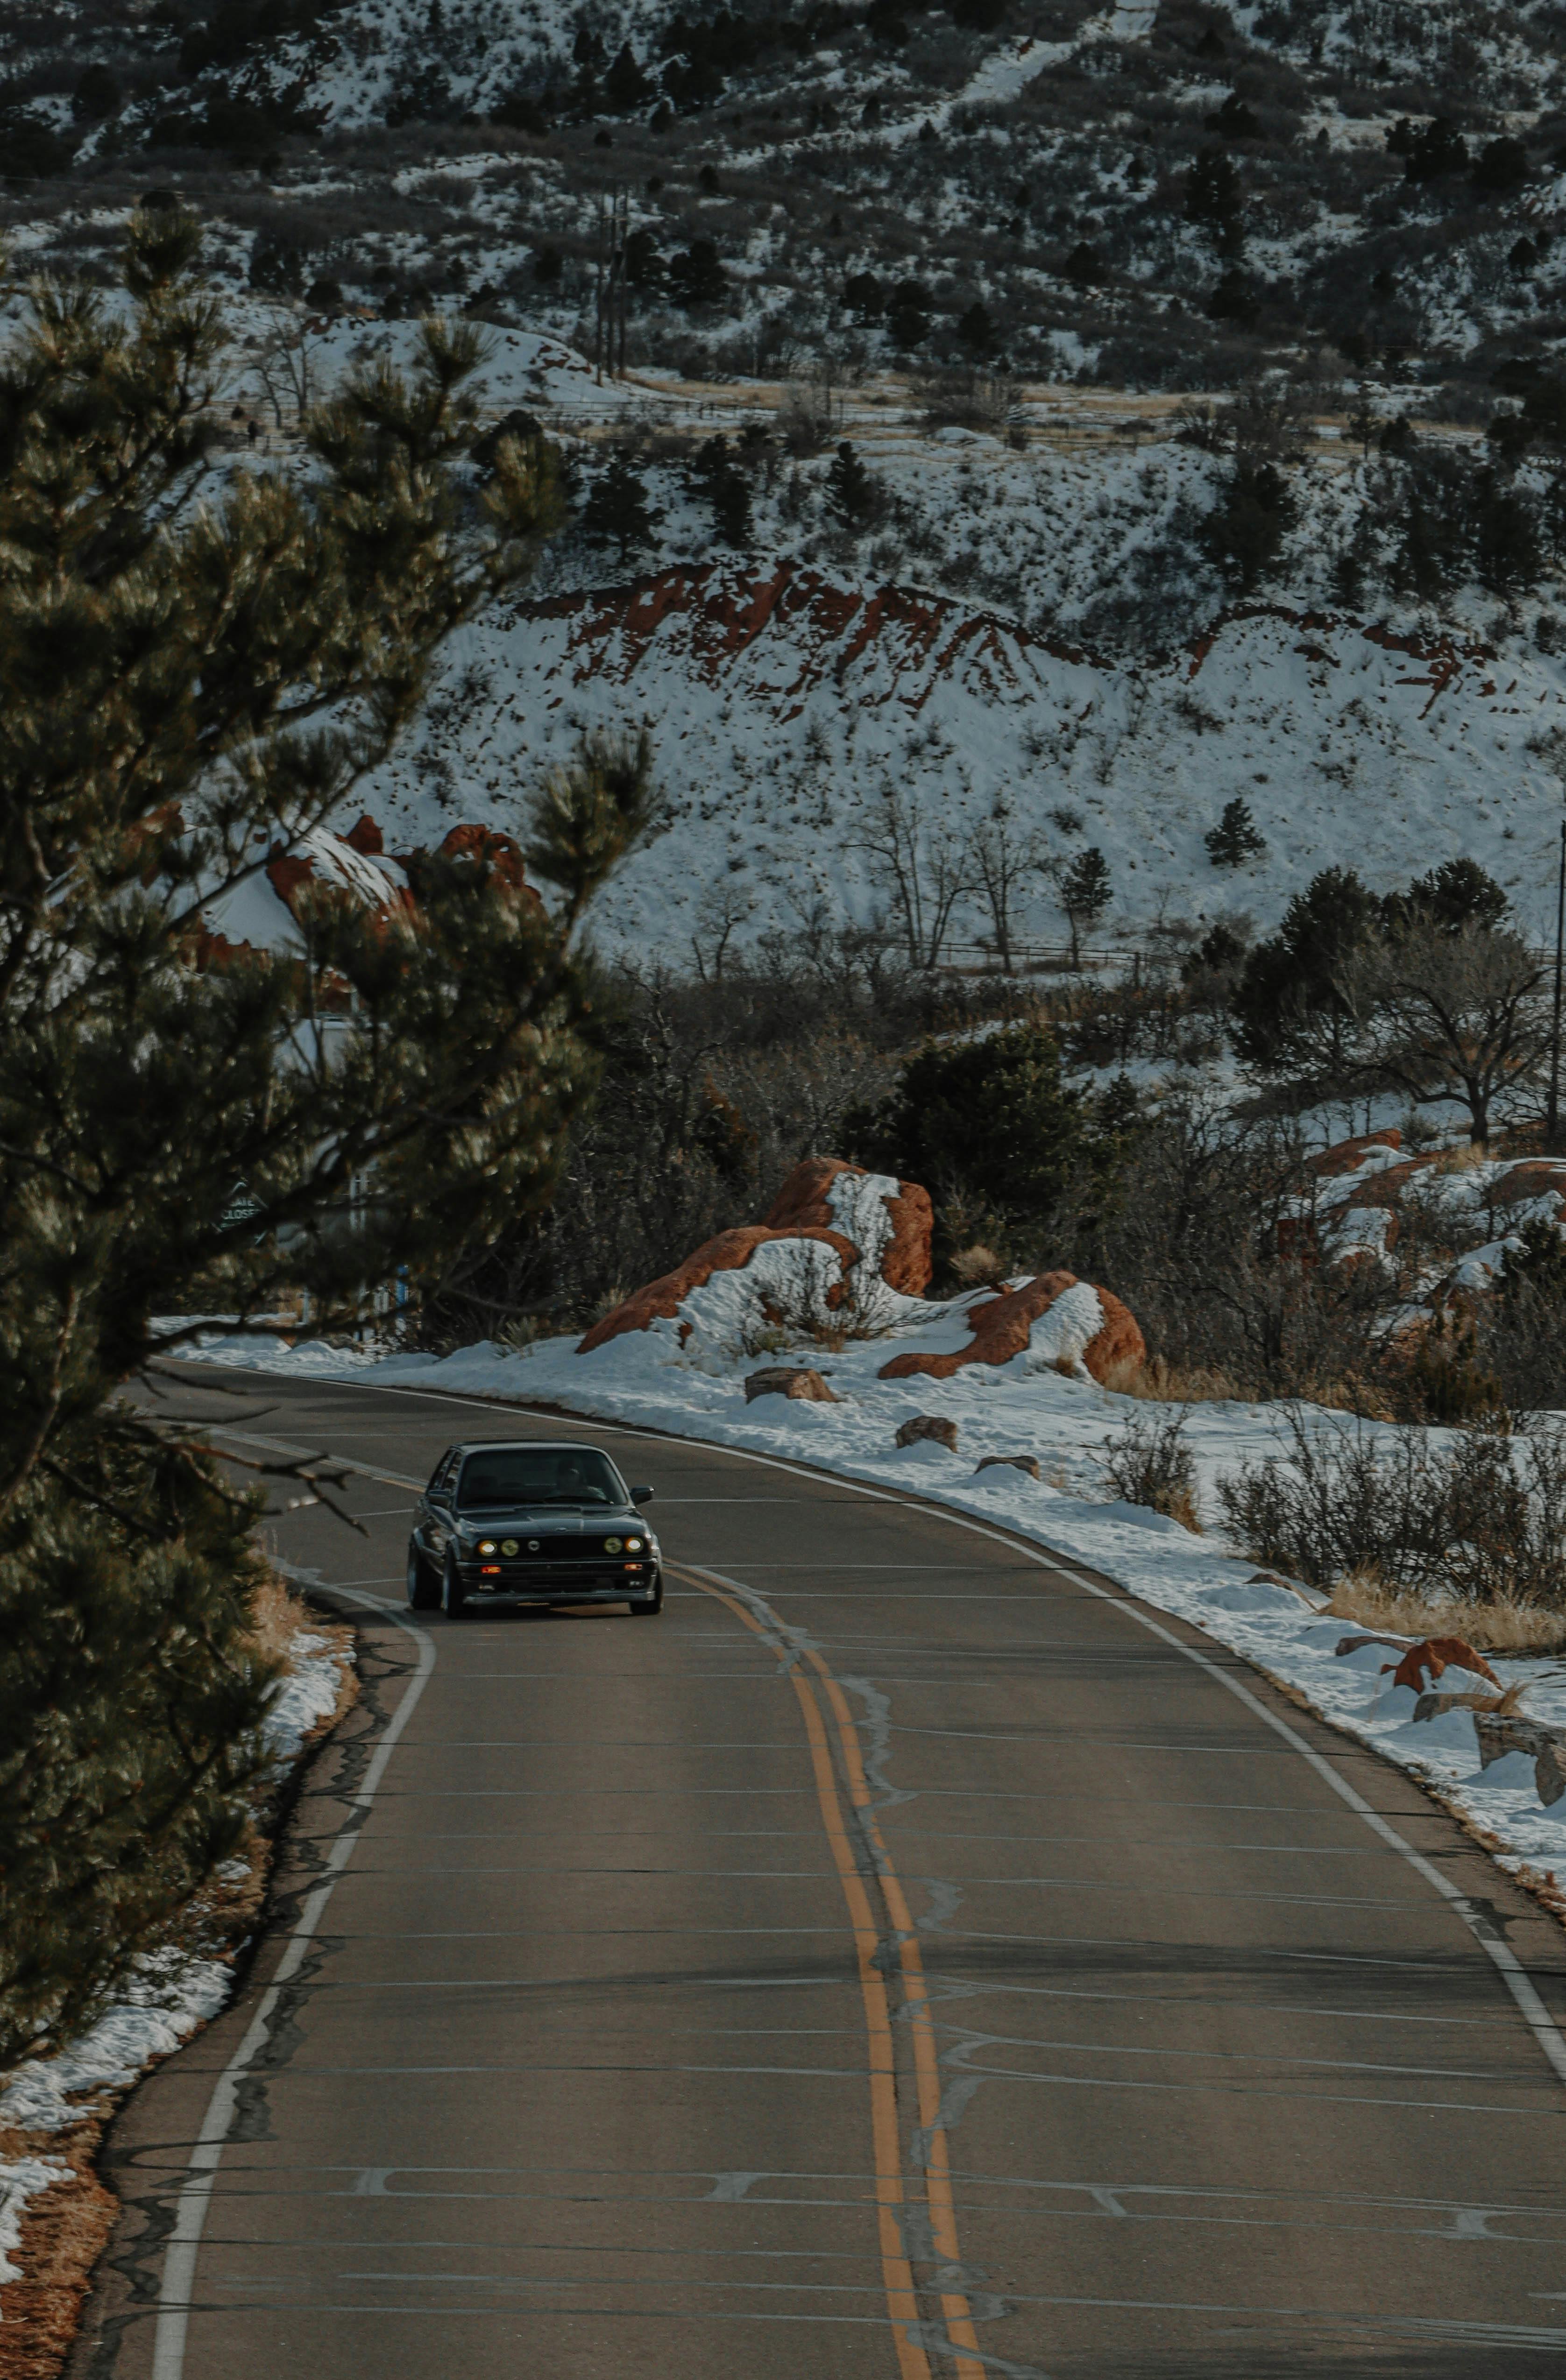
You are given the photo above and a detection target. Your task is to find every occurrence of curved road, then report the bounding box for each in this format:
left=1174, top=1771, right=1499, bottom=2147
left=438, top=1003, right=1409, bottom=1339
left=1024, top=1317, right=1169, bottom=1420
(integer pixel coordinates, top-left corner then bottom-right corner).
left=73, top=1366, right=1566, bottom=2380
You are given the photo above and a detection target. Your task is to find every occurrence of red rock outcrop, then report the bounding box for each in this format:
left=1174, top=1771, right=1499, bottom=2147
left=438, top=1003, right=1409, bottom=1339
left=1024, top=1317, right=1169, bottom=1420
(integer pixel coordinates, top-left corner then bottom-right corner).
left=1306, top=1130, right=1402, bottom=1179
left=1488, top=1160, right=1566, bottom=1212
left=578, top=1156, right=935, bottom=1353
left=1388, top=1637, right=1500, bottom=1693
left=763, top=1157, right=933, bottom=1295
left=577, top=1224, right=856, bottom=1354
left=878, top=1270, right=1145, bottom=1386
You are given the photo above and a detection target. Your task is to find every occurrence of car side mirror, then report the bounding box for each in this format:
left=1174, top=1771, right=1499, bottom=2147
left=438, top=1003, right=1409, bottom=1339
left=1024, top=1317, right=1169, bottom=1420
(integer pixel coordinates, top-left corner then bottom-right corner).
left=630, top=1483, right=655, bottom=1505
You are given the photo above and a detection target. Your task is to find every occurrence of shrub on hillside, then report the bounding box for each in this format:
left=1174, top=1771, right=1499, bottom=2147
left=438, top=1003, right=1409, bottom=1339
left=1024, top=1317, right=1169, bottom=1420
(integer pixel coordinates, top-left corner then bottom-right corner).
left=1217, top=1412, right=1566, bottom=1608
left=1101, top=1412, right=1200, bottom=1530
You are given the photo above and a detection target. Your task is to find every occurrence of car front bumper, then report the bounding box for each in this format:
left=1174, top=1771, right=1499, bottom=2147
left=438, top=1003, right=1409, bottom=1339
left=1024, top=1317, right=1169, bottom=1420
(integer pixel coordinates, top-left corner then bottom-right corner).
left=458, top=1562, right=659, bottom=1603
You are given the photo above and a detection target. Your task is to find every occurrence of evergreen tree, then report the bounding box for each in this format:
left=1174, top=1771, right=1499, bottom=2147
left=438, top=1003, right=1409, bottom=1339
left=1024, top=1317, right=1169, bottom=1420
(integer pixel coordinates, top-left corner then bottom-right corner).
left=1388, top=858, right=1509, bottom=938
left=1205, top=797, right=1265, bottom=868
left=603, top=42, right=650, bottom=109
left=1230, top=867, right=1379, bottom=1069
left=0, top=208, right=653, bottom=2065
left=581, top=452, right=662, bottom=559
left=957, top=300, right=995, bottom=353
left=689, top=435, right=752, bottom=546
left=667, top=237, right=728, bottom=308
left=1402, top=116, right=1468, bottom=181
left=1186, top=144, right=1242, bottom=251
left=1059, top=846, right=1112, bottom=965
left=1200, top=458, right=1297, bottom=592
left=847, top=1021, right=1126, bottom=1264
left=824, top=439, right=881, bottom=528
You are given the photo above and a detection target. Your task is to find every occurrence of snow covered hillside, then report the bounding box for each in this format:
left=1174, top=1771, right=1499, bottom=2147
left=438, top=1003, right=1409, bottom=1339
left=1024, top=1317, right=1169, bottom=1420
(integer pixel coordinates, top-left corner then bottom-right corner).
left=368, top=558, right=1566, bottom=953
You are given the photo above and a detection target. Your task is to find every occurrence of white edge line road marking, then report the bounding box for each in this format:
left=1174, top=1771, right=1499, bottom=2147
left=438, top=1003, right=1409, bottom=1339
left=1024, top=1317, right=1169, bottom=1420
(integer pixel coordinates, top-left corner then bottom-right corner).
left=192, top=1366, right=1566, bottom=2091
left=150, top=1589, right=436, bottom=2380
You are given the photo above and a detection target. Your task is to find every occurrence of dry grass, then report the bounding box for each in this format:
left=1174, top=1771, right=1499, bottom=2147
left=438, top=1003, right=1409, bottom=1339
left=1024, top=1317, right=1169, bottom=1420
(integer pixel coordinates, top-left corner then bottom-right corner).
left=1325, top=1568, right=1566, bottom=1655
left=245, top=1570, right=316, bottom=1667
left=950, top=1243, right=1009, bottom=1290
left=1100, top=1354, right=1246, bottom=1402
left=0, top=2123, right=117, bottom=2380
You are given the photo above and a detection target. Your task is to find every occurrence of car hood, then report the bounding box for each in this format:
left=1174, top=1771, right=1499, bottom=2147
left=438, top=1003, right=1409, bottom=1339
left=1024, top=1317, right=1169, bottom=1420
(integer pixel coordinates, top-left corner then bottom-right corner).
left=456, top=1508, right=645, bottom=1536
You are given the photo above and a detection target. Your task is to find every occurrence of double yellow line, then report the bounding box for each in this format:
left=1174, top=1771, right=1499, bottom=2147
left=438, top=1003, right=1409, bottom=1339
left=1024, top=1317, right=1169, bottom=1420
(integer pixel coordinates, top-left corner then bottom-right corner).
left=677, top=1566, right=984, bottom=2380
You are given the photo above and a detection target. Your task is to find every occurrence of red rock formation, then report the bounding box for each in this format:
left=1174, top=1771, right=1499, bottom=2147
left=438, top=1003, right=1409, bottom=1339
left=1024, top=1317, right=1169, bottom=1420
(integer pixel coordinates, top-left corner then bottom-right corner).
left=435, top=821, right=533, bottom=889
left=878, top=1270, right=1145, bottom=1386
left=1387, top=1637, right=1500, bottom=1693
left=1307, top=1130, right=1402, bottom=1179
left=577, top=1225, right=857, bottom=1354
left=763, top=1157, right=933, bottom=1295
left=1488, top=1161, right=1566, bottom=1212
left=1340, top=1156, right=1438, bottom=1210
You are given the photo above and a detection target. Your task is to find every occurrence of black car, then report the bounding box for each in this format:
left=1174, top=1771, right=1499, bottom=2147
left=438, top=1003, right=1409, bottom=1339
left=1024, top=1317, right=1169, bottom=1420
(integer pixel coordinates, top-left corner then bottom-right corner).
left=406, top=1439, right=662, bottom=1619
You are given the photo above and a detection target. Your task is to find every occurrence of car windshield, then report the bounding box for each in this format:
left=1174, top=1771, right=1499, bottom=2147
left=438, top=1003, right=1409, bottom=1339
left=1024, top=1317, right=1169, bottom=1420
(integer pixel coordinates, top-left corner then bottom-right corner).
left=455, top=1449, right=624, bottom=1509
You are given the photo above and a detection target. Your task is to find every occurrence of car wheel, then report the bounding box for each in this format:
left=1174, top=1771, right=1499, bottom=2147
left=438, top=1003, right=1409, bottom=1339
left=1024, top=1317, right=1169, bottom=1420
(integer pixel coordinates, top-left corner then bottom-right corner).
left=442, top=1553, right=469, bottom=1619
left=407, top=1540, right=440, bottom=1610
left=630, top=1572, right=664, bottom=1617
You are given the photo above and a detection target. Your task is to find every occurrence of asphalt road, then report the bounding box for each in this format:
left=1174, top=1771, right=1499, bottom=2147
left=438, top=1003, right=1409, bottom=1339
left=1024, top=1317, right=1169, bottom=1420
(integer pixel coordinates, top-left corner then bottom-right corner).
left=72, top=1364, right=1566, bottom=2380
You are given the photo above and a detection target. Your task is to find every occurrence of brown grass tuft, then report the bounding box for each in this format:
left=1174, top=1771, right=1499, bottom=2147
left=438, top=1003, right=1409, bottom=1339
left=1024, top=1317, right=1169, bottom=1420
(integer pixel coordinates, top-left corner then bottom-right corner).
left=0, top=2124, right=116, bottom=2380
left=1325, top=1568, right=1566, bottom=1655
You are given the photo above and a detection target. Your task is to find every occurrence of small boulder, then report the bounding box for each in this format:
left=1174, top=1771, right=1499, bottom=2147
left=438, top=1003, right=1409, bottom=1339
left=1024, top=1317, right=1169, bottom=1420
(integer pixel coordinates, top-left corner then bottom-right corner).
left=974, top=1454, right=1041, bottom=1480
left=744, top=1366, right=840, bottom=1404
left=1535, top=1737, right=1566, bottom=1807
left=896, top=1414, right=958, bottom=1452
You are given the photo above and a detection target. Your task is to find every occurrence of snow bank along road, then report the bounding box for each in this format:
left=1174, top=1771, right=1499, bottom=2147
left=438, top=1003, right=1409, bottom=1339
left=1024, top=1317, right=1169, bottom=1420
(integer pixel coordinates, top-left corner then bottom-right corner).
left=74, top=1369, right=1566, bottom=2379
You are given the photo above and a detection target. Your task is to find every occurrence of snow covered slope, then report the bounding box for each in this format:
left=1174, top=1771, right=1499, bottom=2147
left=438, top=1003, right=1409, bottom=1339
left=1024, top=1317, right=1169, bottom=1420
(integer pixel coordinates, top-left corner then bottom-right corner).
left=363, top=561, right=1566, bottom=953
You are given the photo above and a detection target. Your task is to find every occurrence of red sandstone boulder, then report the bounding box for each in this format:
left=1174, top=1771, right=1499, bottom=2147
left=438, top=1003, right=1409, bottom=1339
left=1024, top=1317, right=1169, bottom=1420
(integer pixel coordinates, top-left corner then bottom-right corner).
left=764, top=1157, right=933, bottom=1296
left=1488, top=1160, right=1566, bottom=1213
left=879, top=1271, right=1144, bottom=1387
left=744, top=1366, right=840, bottom=1403
left=577, top=1156, right=930, bottom=1356
left=578, top=1224, right=855, bottom=1353
left=1387, top=1636, right=1500, bottom=1694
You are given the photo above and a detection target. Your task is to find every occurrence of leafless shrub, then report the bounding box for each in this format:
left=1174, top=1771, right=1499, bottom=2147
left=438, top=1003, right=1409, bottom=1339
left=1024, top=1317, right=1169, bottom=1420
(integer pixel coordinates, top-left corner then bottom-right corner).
left=912, top=366, right=1020, bottom=431
left=1100, top=1411, right=1201, bottom=1531
left=1216, top=1411, right=1566, bottom=1609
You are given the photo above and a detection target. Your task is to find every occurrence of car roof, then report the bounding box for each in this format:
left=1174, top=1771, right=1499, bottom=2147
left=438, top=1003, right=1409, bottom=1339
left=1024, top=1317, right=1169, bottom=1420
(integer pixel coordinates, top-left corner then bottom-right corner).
left=447, top=1440, right=614, bottom=1458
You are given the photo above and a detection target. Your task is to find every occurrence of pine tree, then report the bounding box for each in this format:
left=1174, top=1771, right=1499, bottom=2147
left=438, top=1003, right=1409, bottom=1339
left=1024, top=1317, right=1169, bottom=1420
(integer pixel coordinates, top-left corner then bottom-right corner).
left=603, top=41, right=650, bottom=109
left=957, top=300, right=995, bottom=353
left=1186, top=144, right=1243, bottom=252
left=581, top=452, right=661, bottom=559
left=0, top=208, right=654, bottom=2065
left=689, top=435, right=752, bottom=546
left=667, top=238, right=728, bottom=309
left=1205, top=797, right=1266, bottom=868
left=824, top=440, right=880, bottom=528
left=1059, top=846, right=1112, bottom=966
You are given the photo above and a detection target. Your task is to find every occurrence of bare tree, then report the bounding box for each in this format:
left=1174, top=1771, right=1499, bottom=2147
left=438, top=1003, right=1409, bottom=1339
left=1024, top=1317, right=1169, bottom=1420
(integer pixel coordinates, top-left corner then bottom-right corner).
left=691, top=876, right=757, bottom=981
left=248, top=304, right=318, bottom=430
left=1334, top=921, right=1549, bottom=1144
left=852, top=783, right=972, bottom=970
left=967, top=798, right=1052, bottom=972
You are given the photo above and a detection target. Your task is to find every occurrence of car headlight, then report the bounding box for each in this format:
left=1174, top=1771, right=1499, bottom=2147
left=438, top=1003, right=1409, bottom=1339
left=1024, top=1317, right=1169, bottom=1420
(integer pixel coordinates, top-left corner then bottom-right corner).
left=604, top=1536, right=623, bottom=1553
left=501, top=1538, right=518, bottom=1555
left=476, top=1538, right=497, bottom=1555
left=625, top=1536, right=643, bottom=1552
